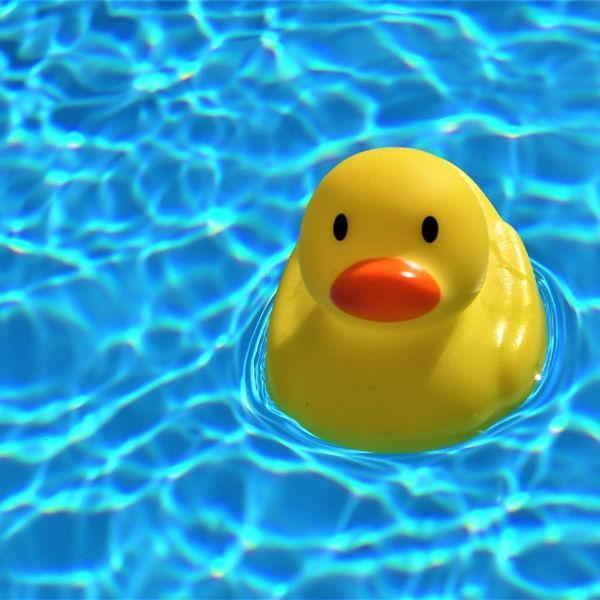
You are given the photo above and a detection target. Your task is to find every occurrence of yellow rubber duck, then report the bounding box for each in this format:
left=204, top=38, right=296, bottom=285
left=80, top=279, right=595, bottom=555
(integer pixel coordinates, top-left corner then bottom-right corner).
left=266, top=148, right=547, bottom=453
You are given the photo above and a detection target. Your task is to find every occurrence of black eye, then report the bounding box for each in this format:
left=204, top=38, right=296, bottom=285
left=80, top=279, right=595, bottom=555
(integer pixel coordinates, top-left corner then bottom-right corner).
left=333, top=213, right=348, bottom=241
left=421, top=216, right=438, bottom=243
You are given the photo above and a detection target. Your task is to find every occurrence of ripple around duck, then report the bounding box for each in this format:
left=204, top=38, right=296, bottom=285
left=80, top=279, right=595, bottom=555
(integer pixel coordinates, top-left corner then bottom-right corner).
left=240, top=262, right=564, bottom=469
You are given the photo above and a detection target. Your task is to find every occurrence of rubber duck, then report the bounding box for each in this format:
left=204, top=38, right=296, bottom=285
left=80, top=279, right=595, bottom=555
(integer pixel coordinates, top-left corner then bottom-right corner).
left=266, top=148, right=547, bottom=453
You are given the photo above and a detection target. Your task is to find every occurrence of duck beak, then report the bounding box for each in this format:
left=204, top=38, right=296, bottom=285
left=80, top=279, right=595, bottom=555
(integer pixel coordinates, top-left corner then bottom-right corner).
left=330, top=258, right=440, bottom=322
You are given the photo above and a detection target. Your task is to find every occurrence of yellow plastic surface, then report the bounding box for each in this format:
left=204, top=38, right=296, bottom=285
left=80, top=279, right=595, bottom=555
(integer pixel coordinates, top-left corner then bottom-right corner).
left=266, top=148, right=547, bottom=453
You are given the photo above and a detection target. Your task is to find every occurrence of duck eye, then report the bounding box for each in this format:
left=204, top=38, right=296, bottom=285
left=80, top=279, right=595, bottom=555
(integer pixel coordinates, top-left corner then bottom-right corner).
left=333, top=213, right=348, bottom=241
left=422, top=216, right=438, bottom=243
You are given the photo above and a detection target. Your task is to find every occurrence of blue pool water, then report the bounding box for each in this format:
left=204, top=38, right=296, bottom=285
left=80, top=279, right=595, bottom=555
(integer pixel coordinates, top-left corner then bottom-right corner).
left=1, top=1, right=599, bottom=597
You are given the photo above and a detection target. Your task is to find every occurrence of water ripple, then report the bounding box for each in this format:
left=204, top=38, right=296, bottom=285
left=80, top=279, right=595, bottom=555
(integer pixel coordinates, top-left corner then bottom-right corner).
left=0, top=1, right=599, bottom=598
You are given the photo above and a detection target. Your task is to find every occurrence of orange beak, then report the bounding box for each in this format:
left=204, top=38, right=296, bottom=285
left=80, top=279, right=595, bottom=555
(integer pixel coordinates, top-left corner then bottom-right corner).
left=330, top=258, right=441, bottom=322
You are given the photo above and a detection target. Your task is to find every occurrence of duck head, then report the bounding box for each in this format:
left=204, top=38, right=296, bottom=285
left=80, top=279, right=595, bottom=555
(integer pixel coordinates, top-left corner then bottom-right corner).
left=297, top=148, right=490, bottom=329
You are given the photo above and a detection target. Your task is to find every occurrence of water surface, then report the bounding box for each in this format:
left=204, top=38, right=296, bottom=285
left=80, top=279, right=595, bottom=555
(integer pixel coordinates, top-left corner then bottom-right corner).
left=0, top=2, right=599, bottom=598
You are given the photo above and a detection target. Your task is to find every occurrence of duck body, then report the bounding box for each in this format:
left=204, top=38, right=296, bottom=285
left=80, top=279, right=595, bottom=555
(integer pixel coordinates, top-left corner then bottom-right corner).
left=266, top=148, right=547, bottom=453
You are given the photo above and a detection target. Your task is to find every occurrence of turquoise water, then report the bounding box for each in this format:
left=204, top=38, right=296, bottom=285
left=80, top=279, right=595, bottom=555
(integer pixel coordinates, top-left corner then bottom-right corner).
left=1, top=1, right=599, bottom=598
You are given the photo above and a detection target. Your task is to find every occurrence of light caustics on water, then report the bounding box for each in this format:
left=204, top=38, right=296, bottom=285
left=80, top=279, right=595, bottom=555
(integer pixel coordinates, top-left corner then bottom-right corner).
left=0, top=1, right=599, bottom=598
